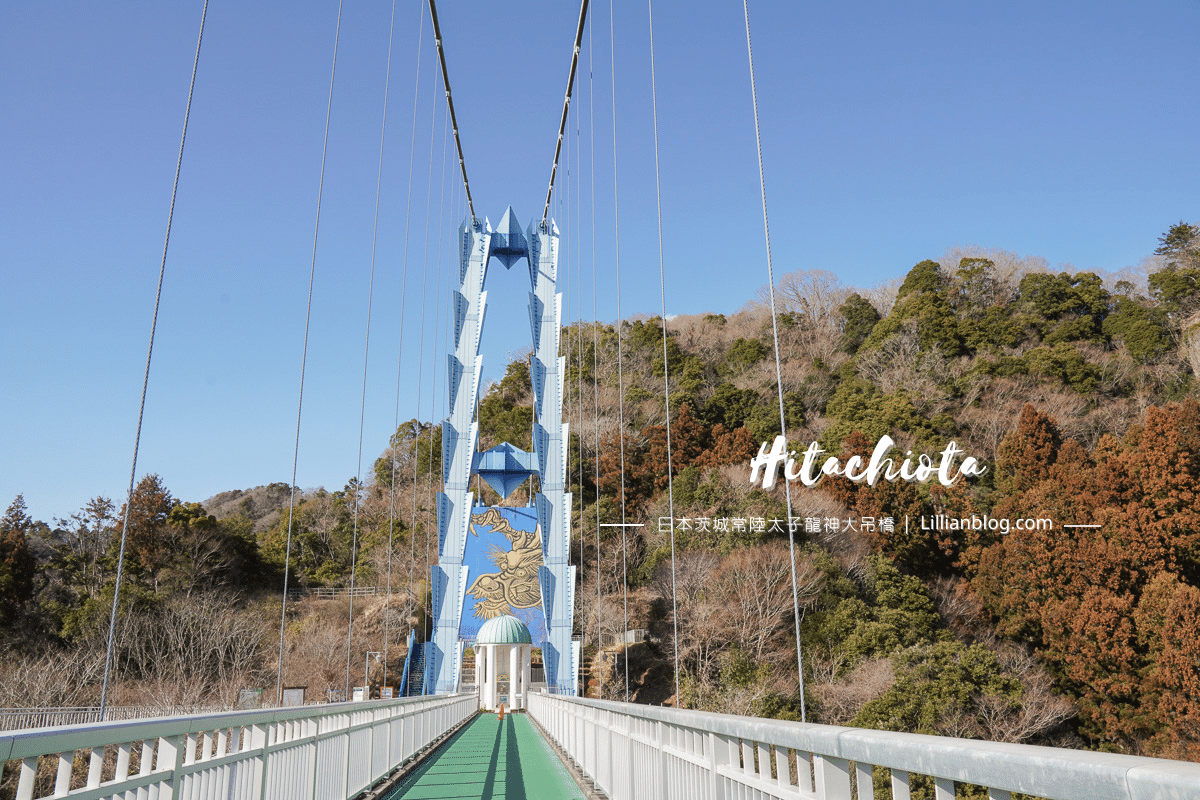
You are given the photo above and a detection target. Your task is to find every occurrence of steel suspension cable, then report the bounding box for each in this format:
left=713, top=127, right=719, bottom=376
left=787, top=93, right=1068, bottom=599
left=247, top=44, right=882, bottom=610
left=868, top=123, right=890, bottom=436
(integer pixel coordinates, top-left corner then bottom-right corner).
left=347, top=0, right=401, bottom=701
left=276, top=0, right=346, bottom=706
left=645, top=0, right=681, bottom=706
left=425, top=106, right=453, bottom=646
left=397, top=7, right=431, bottom=665
left=607, top=0, right=631, bottom=702
left=409, top=47, right=444, bottom=660
left=424, top=116, right=453, bottom=653
left=384, top=0, right=423, bottom=692
left=101, top=0, right=209, bottom=721
left=542, top=0, right=591, bottom=225
left=588, top=8, right=604, bottom=698
left=568, top=100, right=589, bottom=678
left=575, top=77, right=586, bottom=613
left=425, top=0, right=475, bottom=221
left=742, top=0, right=807, bottom=722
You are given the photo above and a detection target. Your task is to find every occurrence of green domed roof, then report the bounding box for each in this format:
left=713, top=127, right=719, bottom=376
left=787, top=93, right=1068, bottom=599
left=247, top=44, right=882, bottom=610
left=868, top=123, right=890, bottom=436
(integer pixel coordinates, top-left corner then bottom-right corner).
left=476, top=615, right=532, bottom=645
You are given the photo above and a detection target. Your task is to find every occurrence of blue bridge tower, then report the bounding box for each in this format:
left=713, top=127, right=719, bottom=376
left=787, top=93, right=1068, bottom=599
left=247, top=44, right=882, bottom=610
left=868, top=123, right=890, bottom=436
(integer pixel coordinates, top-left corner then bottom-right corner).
left=424, top=207, right=577, bottom=698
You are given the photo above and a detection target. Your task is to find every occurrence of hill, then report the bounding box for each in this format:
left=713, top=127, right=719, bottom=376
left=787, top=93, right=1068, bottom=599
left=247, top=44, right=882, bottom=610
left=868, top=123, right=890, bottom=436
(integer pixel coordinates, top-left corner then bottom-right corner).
left=3, top=221, right=1199, bottom=762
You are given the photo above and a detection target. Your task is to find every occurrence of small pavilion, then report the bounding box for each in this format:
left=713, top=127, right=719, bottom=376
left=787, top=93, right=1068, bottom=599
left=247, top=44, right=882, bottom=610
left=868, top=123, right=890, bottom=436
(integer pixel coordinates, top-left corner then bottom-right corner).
left=474, top=615, right=533, bottom=712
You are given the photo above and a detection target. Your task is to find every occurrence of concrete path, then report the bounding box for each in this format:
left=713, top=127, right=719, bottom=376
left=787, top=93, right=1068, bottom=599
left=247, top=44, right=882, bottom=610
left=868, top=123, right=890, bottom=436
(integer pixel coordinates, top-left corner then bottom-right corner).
left=383, top=713, right=585, bottom=800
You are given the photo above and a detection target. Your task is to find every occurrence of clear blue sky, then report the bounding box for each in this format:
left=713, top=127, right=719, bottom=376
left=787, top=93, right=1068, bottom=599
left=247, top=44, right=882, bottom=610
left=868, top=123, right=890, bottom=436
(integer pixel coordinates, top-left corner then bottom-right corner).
left=2, top=0, right=1197, bottom=524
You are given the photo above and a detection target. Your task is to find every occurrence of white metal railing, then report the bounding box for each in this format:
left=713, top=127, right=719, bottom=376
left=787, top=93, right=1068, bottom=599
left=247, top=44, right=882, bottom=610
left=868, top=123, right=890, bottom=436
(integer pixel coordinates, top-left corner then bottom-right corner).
left=0, top=707, right=232, bottom=732
left=528, top=694, right=1200, bottom=800
left=1, top=694, right=475, bottom=800
left=287, top=586, right=382, bottom=600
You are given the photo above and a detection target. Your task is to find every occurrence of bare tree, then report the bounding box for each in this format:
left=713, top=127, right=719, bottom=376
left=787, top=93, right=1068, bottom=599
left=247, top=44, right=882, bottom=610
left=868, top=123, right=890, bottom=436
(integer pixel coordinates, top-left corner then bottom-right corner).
left=929, top=576, right=994, bottom=645
left=811, top=658, right=894, bottom=725
left=755, top=269, right=851, bottom=364
left=983, top=644, right=1076, bottom=743
left=854, top=320, right=953, bottom=413
left=652, top=550, right=723, bottom=687
left=0, top=649, right=106, bottom=709
left=118, top=593, right=271, bottom=706
left=938, top=244, right=1049, bottom=305
left=713, top=543, right=821, bottom=663
left=1183, top=311, right=1200, bottom=378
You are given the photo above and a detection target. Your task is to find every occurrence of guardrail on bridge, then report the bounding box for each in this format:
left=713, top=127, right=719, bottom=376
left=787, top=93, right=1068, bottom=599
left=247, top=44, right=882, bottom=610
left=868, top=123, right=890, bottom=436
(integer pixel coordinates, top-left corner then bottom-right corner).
left=286, top=586, right=383, bottom=601
left=0, top=706, right=232, bottom=732
left=529, top=693, right=1200, bottom=800
left=1, top=694, right=474, bottom=800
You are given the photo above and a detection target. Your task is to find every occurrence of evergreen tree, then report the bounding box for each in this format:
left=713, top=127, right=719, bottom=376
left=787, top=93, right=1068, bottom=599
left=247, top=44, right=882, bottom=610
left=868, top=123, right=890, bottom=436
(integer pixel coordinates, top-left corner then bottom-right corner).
left=0, top=495, right=37, bottom=625
left=836, top=293, right=880, bottom=354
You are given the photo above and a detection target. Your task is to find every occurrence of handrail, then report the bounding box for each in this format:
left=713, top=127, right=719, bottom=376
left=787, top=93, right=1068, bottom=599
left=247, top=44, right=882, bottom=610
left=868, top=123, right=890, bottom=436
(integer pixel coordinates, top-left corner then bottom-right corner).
left=528, top=693, right=1200, bottom=800
left=0, top=706, right=231, bottom=732
left=1, top=694, right=475, bottom=800
left=399, top=629, right=417, bottom=697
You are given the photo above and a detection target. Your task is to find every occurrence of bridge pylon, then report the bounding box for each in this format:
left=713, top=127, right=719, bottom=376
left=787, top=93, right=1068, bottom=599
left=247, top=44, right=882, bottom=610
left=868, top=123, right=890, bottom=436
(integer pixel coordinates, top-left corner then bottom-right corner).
left=425, top=207, right=577, bottom=698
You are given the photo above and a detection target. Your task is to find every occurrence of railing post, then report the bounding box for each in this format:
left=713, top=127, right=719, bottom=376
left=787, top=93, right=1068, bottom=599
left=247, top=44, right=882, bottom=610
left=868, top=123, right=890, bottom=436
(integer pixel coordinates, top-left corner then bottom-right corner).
left=706, top=732, right=721, bottom=800
left=252, top=721, right=269, bottom=800
left=624, top=711, right=634, bottom=800
left=342, top=707, right=354, bottom=800
left=587, top=704, right=597, bottom=780
left=16, top=756, right=37, bottom=800
left=657, top=720, right=667, bottom=798
left=156, top=734, right=182, bottom=800
left=935, top=776, right=955, bottom=800
left=87, top=746, right=103, bottom=789
left=891, top=769, right=910, bottom=800
left=814, top=754, right=851, bottom=800
left=140, top=740, right=154, bottom=777
left=602, top=707, right=613, bottom=796
left=115, top=742, right=132, bottom=781
left=776, top=745, right=791, bottom=791
left=184, top=732, right=197, bottom=766
left=53, top=751, right=72, bottom=797
left=855, top=762, right=874, bottom=800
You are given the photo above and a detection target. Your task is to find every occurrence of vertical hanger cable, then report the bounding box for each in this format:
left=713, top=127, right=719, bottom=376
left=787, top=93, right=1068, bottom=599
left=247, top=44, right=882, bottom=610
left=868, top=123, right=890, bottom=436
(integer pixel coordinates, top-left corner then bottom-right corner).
left=103, top=0, right=210, bottom=719
left=645, top=0, right=681, bottom=706
left=742, top=0, right=806, bottom=722
left=274, top=0, right=343, bottom=706
left=384, top=0, right=424, bottom=693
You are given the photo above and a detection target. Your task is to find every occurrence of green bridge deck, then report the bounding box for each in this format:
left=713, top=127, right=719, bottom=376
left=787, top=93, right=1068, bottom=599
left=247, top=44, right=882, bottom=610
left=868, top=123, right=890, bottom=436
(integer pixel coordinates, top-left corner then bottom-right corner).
left=383, top=713, right=586, bottom=800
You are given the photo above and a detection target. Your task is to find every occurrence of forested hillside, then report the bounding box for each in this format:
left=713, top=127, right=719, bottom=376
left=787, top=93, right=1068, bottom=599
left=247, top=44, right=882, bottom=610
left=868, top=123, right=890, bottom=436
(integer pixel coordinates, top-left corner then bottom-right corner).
left=3, top=222, right=1199, bottom=762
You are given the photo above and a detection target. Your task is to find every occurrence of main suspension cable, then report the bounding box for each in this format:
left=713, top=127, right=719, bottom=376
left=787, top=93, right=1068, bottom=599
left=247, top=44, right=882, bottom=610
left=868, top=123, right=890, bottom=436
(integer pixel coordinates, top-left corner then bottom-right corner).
left=101, top=0, right=209, bottom=720
left=426, top=0, right=475, bottom=221
left=645, top=0, right=681, bottom=707
left=277, top=0, right=346, bottom=705
left=542, top=0, right=591, bottom=225
left=742, top=0, right=807, bottom=722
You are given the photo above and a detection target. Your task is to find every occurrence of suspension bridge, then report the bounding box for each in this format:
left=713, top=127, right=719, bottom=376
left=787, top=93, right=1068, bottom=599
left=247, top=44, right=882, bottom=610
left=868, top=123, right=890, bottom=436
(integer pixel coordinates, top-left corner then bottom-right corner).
left=5, top=1, right=1200, bottom=799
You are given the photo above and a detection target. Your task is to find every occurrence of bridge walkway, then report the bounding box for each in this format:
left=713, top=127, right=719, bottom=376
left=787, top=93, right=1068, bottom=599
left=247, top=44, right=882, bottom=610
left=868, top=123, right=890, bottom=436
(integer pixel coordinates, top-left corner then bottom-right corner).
left=383, top=713, right=584, bottom=800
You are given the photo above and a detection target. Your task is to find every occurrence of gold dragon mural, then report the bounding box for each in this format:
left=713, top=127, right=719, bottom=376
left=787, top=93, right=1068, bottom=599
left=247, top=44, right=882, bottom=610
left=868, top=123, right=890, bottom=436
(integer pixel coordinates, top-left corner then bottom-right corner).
left=466, top=508, right=542, bottom=619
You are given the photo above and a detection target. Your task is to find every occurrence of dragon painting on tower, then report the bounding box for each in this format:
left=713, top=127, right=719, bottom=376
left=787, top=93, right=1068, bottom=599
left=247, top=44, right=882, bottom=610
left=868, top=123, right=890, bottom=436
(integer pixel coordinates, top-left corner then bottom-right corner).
left=466, top=508, right=542, bottom=618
